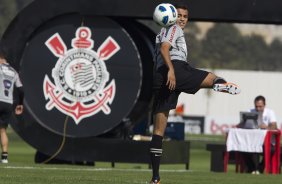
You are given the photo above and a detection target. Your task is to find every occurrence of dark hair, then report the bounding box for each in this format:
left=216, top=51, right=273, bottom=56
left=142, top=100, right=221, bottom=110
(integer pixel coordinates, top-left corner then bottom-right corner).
left=0, top=47, right=6, bottom=59
left=0, top=52, right=5, bottom=59
left=174, top=3, right=188, bottom=10
left=254, top=95, right=266, bottom=105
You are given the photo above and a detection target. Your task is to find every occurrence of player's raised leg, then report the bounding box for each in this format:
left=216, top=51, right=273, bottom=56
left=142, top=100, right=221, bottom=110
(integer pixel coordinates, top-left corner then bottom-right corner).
left=200, top=73, right=241, bottom=95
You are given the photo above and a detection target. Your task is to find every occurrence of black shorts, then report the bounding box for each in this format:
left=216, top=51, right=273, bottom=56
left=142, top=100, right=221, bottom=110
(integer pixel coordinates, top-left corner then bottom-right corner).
left=0, top=102, right=13, bottom=128
left=153, top=60, right=209, bottom=113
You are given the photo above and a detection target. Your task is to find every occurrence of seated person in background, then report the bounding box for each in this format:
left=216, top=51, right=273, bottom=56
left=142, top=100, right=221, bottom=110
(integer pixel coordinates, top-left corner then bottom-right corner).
left=250, top=95, right=277, bottom=130
left=244, top=95, right=277, bottom=174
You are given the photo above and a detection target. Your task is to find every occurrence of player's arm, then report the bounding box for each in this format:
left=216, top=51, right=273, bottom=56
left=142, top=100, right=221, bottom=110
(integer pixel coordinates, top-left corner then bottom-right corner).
left=268, top=122, right=277, bottom=130
left=259, top=123, right=268, bottom=129
left=160, top=42, right=175, bottom=91
left=14, top=73, right=24, bottom=115
left=15, top=86, right=24, bottom=115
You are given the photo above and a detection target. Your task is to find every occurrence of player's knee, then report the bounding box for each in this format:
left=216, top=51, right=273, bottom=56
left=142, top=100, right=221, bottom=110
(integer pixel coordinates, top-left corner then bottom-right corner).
left=201, top=73, right=216, bottom=87
left=0, top=128, right=6, bottom=134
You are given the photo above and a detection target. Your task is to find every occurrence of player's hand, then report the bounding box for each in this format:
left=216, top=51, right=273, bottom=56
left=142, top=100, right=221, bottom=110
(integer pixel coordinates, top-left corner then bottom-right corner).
left=259, top=123, right=267, bottom=129
left=166, top=69, right=176, bottom=91
left=15, top=105, right=23, bottom=115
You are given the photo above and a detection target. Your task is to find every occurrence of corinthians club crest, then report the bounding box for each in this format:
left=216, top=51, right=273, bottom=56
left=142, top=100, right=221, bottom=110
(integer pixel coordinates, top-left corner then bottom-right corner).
left=43, top=27, right=120, bottom=124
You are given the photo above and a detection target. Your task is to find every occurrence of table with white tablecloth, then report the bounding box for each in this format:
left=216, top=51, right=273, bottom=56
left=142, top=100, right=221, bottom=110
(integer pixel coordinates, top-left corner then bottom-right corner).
left=224, top=128, right=281, bottom=174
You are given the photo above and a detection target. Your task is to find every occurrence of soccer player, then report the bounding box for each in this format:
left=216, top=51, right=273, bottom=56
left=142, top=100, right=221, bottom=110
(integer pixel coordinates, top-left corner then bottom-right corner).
left=0, top=51, right=24, bottom=163
left=150, top=4, right=240, bottom=184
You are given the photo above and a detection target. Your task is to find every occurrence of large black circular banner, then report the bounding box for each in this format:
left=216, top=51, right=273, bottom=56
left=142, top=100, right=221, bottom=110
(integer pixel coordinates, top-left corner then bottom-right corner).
left=21, top=14, right=142, bottom=137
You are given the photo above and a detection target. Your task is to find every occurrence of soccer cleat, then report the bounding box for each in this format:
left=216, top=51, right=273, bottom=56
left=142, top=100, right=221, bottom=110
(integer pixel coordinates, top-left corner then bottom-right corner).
left=1, top=159, right=8, bottom=164
left=213, top=82, right=241, bottom=95
left=150, top=179, right=160, bottom=184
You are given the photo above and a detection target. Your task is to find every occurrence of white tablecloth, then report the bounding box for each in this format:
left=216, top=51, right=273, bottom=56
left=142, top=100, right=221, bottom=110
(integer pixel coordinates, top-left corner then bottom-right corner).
left=226, top=128, right=267, bottom=153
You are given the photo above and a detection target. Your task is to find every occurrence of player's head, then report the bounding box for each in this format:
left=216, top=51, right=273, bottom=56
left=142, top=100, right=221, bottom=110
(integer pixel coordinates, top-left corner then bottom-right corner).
left=254, top=95, right=266, bottom=112
left=174, top=3, right=188, bottom=29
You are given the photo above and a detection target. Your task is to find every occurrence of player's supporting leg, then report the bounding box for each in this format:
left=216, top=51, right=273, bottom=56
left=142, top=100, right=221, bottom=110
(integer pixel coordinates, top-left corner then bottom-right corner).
left=150, top=111, right=169, bottom=184
left=0, top=128, right=8, bottom=163
left=200, top=73, right=241, bottom=95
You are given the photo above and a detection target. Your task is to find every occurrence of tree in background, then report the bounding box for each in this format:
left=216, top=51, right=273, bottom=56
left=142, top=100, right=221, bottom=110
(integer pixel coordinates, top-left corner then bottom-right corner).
left=185, top=22, right=202, bottom=68
left=200, top=24, right=245, bottom=69
left=190, top=22, right=282, bottom=71
left=242, top=34, right=269, bottom=70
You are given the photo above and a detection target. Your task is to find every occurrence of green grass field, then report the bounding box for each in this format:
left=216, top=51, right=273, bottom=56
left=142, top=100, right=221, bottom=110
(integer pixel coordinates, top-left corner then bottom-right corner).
left=0, top=130, right=281, bottom=184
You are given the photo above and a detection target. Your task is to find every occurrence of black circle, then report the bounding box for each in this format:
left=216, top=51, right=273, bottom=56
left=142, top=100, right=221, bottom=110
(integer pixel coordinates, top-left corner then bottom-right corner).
left=21, top=14, right=142, bottom=137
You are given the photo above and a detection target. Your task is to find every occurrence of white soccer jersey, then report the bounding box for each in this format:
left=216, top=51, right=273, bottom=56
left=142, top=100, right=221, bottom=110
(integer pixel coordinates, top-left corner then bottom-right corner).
left=154, top=24, right=187, bottom=68
left=0, top=63, right=23, bottom=104
left=250, top=108, right=277, bottom=126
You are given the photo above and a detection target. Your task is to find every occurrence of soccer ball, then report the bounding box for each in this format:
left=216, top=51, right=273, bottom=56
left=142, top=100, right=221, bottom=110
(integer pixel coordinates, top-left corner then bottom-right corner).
left=153, top=3, right=178, bottom=27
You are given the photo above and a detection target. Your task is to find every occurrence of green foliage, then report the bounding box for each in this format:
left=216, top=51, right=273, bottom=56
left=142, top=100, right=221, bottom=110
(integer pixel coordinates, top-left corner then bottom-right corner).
left=201, top=24, right=243, bottom=69
left=186, top=22, right=202, bottom=67
left=188, top=23, right=282, bottom=71
left=267, top=39, right=282, bottom=70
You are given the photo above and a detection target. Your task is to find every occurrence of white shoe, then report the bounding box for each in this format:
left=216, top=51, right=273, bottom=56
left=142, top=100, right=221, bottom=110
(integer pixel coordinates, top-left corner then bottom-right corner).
left=1, top=159, right=8, bottom=164
left=251, top=170, right=260, bottom=175
left=213, top=83, right=241, bottom=95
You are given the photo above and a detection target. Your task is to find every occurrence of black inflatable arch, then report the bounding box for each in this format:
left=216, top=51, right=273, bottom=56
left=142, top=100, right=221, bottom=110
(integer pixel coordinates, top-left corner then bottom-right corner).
left=1, top=0, right=157, bottom=160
